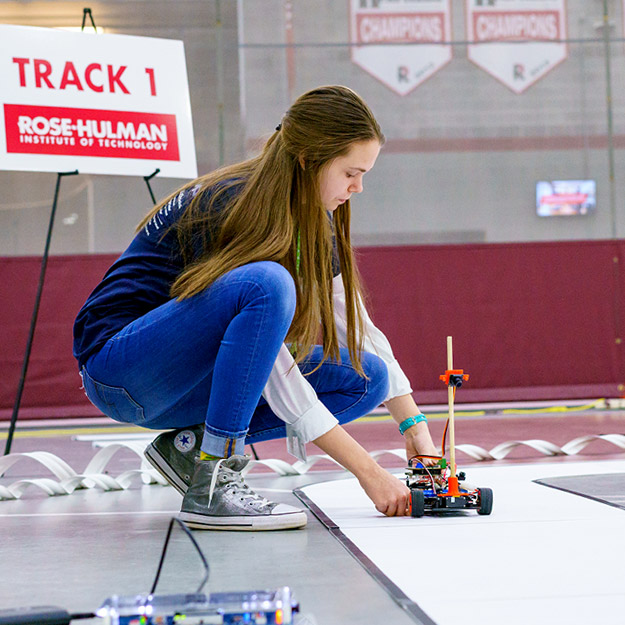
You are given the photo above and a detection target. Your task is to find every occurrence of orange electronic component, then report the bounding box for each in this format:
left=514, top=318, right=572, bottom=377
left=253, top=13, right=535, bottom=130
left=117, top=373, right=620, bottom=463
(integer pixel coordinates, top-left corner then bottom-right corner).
left=439, top=369, right=469, bottom=387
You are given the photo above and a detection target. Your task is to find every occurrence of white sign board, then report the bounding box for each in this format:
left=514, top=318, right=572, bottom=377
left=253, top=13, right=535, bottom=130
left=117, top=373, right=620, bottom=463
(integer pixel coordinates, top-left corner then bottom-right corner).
left=466, top=0, right=568, bottom=94
left=0, top=25, right=197, bottom=178
left=349, top=0, right=452, bottom=96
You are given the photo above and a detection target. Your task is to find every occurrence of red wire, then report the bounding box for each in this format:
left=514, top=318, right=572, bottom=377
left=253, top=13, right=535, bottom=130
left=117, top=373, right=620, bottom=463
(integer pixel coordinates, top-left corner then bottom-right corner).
left=410, top=386, right=458, bottom=465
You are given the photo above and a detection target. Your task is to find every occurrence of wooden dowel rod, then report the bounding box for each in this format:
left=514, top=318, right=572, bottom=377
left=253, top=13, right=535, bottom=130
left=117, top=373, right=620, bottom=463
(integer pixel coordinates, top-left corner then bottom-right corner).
left=447, top=336, right=456, bottom=476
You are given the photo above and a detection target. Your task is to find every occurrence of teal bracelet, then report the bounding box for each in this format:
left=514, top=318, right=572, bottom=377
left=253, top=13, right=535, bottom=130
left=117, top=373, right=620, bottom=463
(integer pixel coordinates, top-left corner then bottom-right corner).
left=399, top=414, right=427, bottom=435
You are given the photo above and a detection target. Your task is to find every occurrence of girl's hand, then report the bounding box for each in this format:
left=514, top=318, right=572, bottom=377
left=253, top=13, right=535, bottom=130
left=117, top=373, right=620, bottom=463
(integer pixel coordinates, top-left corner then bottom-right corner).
left=358, top=464, right=411, bottom=516
left=404, top=421, right=440, bottom=466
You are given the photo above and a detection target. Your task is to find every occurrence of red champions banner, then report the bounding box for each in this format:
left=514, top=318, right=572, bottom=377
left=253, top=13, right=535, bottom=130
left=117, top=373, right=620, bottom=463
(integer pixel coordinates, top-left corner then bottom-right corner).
left=4, top=105, right=180, bottom=161
left=0, top=25, right=196, bottom=178
left=466, top=0, right=568, bottom=94
left=349, top=0, right=452, bottom=96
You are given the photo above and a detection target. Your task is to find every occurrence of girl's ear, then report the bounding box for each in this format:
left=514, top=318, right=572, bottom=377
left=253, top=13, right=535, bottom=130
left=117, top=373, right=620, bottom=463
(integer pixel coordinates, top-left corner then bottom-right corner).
left=298, top=155, right=306, bottom=169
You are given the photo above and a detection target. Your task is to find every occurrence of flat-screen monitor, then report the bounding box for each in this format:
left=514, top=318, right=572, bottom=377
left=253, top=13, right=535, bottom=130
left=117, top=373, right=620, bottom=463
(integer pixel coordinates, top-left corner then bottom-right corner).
left=536, top=180, right=596, bottom=217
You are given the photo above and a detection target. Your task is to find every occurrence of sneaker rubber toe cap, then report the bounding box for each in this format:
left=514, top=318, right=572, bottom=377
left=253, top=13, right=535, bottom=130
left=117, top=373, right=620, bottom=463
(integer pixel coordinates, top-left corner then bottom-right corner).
left=272, top=503, right=305, bottom=515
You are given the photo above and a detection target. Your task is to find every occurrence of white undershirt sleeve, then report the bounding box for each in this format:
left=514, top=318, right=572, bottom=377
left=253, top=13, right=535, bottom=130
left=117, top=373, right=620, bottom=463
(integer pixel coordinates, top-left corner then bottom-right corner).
left=261, top=344, right=339, bottom=443
left=332, top=274, right=412, bottom=400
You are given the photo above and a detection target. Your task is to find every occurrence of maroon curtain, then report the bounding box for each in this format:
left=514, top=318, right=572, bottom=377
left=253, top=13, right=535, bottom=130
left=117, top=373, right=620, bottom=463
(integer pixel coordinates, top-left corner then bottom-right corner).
left=357, top=240, right=624, bottom=403
left=1, top=241, right=623, bottom=419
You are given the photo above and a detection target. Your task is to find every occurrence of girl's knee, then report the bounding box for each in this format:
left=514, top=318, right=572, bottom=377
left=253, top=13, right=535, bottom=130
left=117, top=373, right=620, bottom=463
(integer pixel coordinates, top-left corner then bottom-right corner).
left=361, top=352, right=389, bottom=404
left=251, top=261, right=295, bottom=299
left=248, top=261, right=296, bottom=317
left=229, top=261, right=295, bottom=322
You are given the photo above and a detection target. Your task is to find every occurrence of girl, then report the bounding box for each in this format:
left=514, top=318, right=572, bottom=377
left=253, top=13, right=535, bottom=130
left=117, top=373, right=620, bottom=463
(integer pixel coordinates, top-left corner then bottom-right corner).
left=73, top=85, right=438, bottom=531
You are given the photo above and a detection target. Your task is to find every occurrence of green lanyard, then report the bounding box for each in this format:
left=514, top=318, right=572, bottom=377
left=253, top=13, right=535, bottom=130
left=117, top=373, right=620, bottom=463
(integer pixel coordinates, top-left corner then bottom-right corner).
left=289, top=231, right=301, bottom=358
left=295, top=230, right=301, bottom=275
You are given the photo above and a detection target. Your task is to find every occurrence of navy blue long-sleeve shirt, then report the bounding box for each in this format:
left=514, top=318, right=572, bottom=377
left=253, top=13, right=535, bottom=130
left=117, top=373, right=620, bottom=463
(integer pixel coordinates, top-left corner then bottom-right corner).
left=73, top=185, right=202, bottom=368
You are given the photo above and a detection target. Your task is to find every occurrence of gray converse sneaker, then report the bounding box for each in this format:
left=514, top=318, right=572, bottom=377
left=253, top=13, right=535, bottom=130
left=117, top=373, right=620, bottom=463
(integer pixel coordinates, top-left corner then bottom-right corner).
left=144, top=425, right=203, bottom=494
left=179, top=455, right=307, bottom=531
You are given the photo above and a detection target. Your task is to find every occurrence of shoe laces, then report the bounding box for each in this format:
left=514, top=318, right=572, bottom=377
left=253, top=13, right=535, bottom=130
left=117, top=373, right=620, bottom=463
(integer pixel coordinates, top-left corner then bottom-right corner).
left=207, top=458, right=271, bottom=510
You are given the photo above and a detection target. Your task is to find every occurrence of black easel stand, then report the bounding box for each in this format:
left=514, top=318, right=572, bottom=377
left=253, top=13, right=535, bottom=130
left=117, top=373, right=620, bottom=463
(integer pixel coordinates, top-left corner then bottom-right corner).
left=81, top=7, right=97, bottom=32
left=143, top=168, right=161, bottom=204
left=4, top=171, right=80, bottom=456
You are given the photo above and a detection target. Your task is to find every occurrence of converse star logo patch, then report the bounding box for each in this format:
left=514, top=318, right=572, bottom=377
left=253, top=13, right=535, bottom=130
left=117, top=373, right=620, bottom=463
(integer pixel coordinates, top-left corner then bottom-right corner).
left=174, top=430, right=196, bottom=453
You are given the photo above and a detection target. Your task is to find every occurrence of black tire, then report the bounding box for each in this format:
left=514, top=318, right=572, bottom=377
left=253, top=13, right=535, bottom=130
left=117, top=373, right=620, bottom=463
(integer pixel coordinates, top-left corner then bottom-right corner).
left=410, top=489, right=425, bottom=518
left=477, top=487, right=493, bottom=515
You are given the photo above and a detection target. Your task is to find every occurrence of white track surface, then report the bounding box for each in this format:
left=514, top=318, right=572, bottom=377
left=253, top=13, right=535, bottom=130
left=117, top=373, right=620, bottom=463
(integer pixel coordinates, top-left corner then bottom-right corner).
left=299, top=460, right=625, bottom=625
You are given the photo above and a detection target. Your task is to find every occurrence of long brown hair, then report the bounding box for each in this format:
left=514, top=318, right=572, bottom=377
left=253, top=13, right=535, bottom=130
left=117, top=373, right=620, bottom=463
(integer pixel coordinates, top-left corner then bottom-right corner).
left=138, top=85, right=384, bottom=375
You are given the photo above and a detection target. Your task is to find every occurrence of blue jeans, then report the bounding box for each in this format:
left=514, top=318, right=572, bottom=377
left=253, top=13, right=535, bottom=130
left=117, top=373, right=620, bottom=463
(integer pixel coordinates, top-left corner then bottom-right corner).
left=81, top=261, right=389, bottom=456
